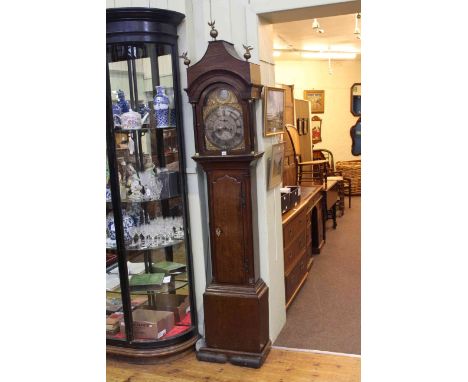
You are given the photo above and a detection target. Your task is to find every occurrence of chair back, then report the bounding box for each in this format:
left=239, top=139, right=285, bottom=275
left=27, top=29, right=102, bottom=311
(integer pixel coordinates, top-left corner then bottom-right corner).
left=285, top=124, right=302, bottom=162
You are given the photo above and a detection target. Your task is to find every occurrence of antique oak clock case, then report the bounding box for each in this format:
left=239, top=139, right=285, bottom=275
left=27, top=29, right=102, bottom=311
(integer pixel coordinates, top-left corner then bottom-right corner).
left=186, top=39, right=270, bottom=368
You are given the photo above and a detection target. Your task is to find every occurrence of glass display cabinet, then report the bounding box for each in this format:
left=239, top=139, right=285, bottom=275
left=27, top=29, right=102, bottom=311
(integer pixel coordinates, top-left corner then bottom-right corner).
left=106, top=8, right=198, bottom=358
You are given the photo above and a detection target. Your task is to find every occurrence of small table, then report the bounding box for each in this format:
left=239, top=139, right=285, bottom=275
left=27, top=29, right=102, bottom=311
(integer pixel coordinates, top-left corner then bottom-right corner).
left=325, top=180, right=339, bottom=229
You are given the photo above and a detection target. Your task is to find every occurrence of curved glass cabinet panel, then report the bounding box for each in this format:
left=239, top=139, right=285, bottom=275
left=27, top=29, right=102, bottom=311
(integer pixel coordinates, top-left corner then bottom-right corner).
left=106, top=8, right=197, bottom=355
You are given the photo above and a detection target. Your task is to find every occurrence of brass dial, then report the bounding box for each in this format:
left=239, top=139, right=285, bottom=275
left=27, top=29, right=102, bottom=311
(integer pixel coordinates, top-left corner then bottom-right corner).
left=203, top=88, right=244, bottom=151
left=204, top=105, right=243, bottom=150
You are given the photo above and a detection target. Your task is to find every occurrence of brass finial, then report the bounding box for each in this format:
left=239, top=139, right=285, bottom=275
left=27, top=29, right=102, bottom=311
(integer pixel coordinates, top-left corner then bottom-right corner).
left=179, top=52, right=191, bottom=67
left=242, top=44, right=253, bottom=61
left=208, top=20, right=218, bottom=40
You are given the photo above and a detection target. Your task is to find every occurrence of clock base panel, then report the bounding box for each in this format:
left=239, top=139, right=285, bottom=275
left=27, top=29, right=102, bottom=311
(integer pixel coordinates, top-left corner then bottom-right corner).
left=196, top=339, right=272, bottom=369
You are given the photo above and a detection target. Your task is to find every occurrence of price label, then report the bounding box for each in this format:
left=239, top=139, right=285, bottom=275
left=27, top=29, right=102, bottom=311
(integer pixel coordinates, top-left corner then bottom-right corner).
left=221, top=151, right=227, bottom=156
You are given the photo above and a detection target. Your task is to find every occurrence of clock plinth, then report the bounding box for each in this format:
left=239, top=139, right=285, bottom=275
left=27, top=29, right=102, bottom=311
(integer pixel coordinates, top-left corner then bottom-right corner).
left=197, top=279, right=271, bottom=368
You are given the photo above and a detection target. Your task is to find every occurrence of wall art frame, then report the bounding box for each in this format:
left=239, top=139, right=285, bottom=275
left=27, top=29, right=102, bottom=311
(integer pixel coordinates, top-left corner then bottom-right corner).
left=268, top=142, right=285, bottom=189
left=264, top=86, right=285, bottom=136
left=304, top=89, right=325, bottom=114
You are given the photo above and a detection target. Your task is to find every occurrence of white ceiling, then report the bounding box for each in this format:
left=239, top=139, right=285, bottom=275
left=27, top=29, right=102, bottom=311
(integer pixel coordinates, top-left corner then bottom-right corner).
left=272, top=13, right=361, bottom=61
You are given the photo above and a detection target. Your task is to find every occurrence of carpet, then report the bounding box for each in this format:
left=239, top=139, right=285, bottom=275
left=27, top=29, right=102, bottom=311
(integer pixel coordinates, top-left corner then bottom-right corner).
left=274, top=197, right=361, bottom=355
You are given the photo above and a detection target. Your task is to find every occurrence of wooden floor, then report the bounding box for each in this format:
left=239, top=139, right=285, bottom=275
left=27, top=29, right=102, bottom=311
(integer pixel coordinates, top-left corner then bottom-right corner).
left=107, top=348, right=360, bottom=382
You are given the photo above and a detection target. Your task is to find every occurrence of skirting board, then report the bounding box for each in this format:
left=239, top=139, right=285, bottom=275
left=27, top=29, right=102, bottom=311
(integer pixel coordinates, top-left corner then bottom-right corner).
left=272, top=345, right=361, bottom=358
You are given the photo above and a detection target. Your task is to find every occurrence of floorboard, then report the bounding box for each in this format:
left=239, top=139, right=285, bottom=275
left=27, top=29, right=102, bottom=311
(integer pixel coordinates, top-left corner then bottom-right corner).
left=107, top=348, right=360, bottom=382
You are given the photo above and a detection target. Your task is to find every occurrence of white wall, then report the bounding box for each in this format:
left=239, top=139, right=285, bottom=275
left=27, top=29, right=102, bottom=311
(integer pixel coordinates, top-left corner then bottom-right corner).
left=275, top=59, right=361, bottom=162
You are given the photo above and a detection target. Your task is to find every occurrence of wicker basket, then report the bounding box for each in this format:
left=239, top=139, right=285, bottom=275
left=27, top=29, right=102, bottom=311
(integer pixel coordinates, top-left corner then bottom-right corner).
left=336, top=160, right=361, bottom=195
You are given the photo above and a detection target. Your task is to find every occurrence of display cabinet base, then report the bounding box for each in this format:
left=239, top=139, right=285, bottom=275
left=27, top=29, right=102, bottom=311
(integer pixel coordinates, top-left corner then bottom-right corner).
left=106, top=334, right=198, bottom=364
left=196, top=340, right=271, bottom=368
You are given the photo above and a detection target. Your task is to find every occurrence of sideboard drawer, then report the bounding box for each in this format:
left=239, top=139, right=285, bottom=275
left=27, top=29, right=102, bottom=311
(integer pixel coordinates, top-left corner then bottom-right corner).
left=283, top=209, right=306, bottom=245
left=285, top=252, right=308, bottom=304
left=284, top=231, right=307, bottom=272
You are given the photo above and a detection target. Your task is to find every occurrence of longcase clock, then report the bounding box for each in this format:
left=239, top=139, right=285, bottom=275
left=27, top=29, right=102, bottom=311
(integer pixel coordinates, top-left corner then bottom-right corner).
left=185, top=34, right=270, bottom=368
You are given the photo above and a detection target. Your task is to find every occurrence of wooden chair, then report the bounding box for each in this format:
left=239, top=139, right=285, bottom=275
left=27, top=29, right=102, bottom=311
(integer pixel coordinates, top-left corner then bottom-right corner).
left=285, top=124, right=339, bottom=229
left=313, top=149, right=352, bottom=215
left=285, top=124, right=328, bottom=186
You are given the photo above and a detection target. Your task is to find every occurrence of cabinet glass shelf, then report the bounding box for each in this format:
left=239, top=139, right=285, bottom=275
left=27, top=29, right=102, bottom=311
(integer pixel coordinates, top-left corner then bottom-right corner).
left=106, top=193, right=181, bottom=204
left=106, top=238, right=184, bottom=252
left=107, top=278, right=189, bottom=295
left=114, top=126, right=177, bottom=133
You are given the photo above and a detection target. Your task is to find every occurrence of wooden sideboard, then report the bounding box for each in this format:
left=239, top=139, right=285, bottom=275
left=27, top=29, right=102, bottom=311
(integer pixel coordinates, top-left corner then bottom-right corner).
left=282, top=186, right=325, bottom=308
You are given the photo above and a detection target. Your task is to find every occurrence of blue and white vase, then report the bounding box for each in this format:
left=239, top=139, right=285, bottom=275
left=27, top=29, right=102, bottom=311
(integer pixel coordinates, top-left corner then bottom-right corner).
left=112, top=103, right=122, bottom=127
left=117, top=89, right=130, bottom=113
left=153, top=86, right=169, bottom=128
left=106, top=185, right=112, bottom=202
left=106, top=210, right=135, bottom=245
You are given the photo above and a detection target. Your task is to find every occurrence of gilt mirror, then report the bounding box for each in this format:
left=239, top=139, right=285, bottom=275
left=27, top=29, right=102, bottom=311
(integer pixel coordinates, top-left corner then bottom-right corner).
left=311, top=115, right=322, bottom=144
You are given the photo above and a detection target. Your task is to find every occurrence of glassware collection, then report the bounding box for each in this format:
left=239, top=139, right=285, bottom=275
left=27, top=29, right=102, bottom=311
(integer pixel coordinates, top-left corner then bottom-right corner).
left=106, top=214, right=184, bottom=250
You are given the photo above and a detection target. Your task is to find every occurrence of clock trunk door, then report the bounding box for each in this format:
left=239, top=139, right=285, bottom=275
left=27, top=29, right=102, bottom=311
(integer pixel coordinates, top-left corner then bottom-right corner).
left=210, top=172, right=248, bottom=284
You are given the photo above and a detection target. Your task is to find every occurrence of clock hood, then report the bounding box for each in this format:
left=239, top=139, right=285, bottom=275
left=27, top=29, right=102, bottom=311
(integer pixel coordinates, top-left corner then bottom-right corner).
left=186, top=40, right=261, bottom=99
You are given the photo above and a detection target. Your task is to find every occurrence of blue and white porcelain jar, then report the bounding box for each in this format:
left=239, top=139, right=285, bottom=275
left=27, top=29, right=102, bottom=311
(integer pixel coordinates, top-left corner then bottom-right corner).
left=153, top=86, right=169, bottom=128
left=106, top=185, right=112, bottom=202
left=112, top=103, right=122, bottom=127
left=106, top=210, right=135, bottom=245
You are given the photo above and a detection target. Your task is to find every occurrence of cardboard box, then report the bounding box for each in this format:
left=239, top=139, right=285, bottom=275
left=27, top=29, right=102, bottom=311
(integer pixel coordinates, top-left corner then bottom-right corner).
left=120, top=309, right=175, bottom=340
left=152, top=294, right=190, bottom=323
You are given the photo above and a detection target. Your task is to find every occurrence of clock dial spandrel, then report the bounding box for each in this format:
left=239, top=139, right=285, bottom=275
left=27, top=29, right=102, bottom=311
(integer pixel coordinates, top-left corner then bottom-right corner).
left=203, top=88, right=245, bottom=151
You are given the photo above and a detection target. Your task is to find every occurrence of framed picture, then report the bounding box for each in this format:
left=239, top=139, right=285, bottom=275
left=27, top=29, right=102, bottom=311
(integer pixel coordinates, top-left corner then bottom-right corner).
left=264, top=86, right=285, bottom=136
left=311, top=115, right=322, bottom=144
left=268, top=142, right=285, bottom=189
left=304, top=90, right=325, bottom=114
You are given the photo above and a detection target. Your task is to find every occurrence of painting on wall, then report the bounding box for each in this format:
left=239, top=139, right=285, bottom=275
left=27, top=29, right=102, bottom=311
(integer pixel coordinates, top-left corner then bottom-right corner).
left=304, top=89, right=325, bottom=114
left=264, top=86, right=285, bottom=136
left=268, top=142, right=285, bottom=189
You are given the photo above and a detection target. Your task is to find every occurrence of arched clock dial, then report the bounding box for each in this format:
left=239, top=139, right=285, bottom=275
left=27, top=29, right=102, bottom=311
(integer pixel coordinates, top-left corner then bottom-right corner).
left=204, top=105, right=243, bottom=150
left=203, top=88, right=245, bottom=152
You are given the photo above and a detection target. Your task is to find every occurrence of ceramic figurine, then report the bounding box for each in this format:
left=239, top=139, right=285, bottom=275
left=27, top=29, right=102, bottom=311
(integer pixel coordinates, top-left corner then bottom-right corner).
left=117, top=89, right=130, bottom=113
left=125, top=163, right=144, bottom=201
left=138, top=103, right=151, bottom=125
left=153, top=86, right=170, bottom=128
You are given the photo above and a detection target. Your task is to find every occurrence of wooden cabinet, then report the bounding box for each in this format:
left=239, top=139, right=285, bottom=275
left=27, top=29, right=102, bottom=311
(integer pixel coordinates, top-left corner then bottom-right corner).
left=282, top=186, right=324, bottom=308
